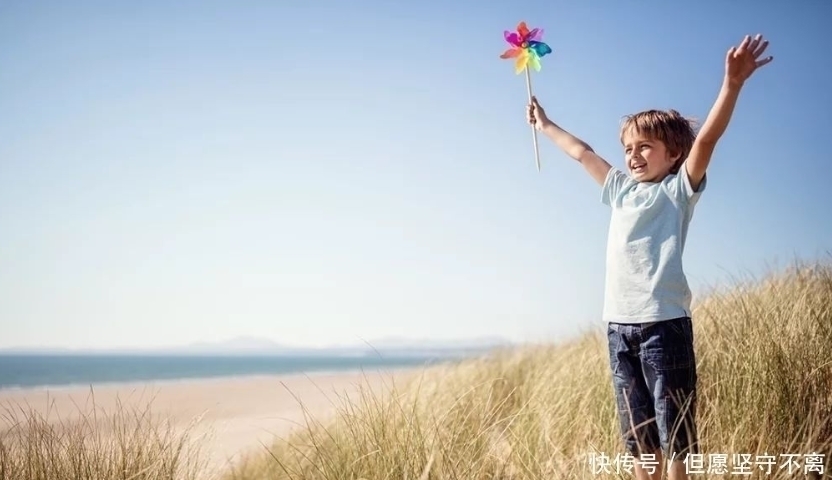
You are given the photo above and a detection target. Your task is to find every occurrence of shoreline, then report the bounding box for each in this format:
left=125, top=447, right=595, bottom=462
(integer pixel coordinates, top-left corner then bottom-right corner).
left=0, top=367, right=421, bottom=475
left=0, top=364, right=423, bottom=394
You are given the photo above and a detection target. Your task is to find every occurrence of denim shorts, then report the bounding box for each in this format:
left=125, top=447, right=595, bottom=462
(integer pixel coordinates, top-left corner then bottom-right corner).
left=607, top=316, right=699, bottom=459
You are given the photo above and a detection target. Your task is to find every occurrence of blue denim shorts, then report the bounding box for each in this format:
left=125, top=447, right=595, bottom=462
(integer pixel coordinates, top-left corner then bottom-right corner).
left=607, top=316, right=699, bottom=459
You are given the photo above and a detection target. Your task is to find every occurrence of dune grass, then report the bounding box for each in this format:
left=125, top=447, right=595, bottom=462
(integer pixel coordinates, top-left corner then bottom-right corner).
left=225, top=259, right=832, bottom=480
left=0, top=258, right=830, bottom=479
left=0, top=390, right=207, bottom=480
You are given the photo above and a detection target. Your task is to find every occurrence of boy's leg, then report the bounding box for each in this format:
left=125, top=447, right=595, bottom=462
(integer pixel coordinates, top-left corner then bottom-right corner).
left=640, top=316, right=699, bottom=479
left=607, top=323, right=663, bottom=479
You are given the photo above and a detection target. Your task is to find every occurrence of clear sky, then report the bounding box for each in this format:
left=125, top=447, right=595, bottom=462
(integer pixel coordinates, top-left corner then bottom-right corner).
left=1, top=1, right=830, bottom=350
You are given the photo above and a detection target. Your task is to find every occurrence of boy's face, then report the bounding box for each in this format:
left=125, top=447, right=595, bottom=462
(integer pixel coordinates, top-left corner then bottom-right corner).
left=621, top=130, right=679, bottom=183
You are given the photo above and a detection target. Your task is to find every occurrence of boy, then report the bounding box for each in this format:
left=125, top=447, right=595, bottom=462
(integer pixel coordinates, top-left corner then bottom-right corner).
left=526, top=34, right=773, bottom=480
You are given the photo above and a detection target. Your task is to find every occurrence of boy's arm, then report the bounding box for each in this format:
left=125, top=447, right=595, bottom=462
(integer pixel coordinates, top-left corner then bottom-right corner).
left=685, top=78, right=741, bottom=191
left=539, top=121, right=612, bottom=186
left=686, top=34, right=773, bottom=192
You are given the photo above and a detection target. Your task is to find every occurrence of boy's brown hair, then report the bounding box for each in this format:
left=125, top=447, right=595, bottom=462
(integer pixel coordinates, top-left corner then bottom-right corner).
left=619, top=109, right=699, bottom=174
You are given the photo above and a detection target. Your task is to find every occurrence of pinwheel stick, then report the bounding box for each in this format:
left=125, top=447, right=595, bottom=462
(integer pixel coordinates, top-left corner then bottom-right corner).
left=525, top=66, right=541, bottom=172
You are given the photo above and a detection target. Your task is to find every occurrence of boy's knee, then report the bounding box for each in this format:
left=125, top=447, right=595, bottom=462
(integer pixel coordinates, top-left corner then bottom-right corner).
left=614, top=397, right=663, bottom=457
left=656, top=390, right=699, bottom=459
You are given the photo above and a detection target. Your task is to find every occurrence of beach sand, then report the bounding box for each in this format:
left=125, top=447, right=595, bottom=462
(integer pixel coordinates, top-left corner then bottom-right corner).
left=0, top=367, right=415, bottom=476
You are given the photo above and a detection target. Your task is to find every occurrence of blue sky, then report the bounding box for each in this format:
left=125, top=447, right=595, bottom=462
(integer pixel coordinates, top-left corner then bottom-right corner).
left=1, top=1, right=830, bottom=350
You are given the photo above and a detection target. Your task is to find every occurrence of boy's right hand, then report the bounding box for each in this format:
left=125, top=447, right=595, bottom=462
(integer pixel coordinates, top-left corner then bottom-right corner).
left=526, top=96, right=551, bottom=130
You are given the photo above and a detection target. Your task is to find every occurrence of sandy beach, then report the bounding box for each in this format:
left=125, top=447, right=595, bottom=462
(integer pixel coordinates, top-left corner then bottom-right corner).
left=0, top=367, right=415, bottom=476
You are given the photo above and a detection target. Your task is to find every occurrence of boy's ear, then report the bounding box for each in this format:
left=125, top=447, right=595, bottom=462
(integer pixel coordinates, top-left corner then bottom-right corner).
left=669, top=149, right=682, bottom=163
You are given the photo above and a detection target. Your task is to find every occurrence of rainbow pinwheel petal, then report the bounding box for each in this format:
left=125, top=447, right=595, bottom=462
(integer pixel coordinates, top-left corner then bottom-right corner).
left=500, top=21, right=552, bottom=74
left=517, top=22, right=530, bottom=38
left=515, top=50, right=529, bottom=74
left=528, top=40, right=552, bottom=58
left=527, top=28, right=543, bottom=42
left=500, top=47, right=521, bottom=59
left=504, top=31, right=522, bottom=47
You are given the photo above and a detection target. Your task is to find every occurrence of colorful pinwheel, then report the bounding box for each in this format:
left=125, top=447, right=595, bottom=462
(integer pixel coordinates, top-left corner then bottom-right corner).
left=500, top=22, right=552, bottom=74
left=499, top=21, right=552, bottom=172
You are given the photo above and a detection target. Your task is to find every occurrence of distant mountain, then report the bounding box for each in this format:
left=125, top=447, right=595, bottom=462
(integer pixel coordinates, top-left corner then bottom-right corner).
left=362, top=336, right=511, bottom=350
left=184, top=336, right=288, bottom=353
left=0, top=336, right=513, bottom=358
left=0, top=346, right=75, bottom=354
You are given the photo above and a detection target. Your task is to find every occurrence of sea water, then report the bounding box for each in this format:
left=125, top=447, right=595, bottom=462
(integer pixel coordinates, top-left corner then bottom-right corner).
left=0, top=353, right=448, bottom=390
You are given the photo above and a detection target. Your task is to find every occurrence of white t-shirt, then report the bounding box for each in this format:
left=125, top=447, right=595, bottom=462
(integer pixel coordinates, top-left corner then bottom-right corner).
left=600, top=163, right=706, bottom=323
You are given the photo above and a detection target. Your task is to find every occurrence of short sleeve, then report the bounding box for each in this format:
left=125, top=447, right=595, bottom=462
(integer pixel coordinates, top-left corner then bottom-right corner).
left=601, top=168, right=630, bottom=206
left=667, top=162, right=707, bottom=206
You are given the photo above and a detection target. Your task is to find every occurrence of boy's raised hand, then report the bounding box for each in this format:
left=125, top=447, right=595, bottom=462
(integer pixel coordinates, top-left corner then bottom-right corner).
left=726, top=34, right=773, bottom=86
left=526, top=96, right=550, bottom=131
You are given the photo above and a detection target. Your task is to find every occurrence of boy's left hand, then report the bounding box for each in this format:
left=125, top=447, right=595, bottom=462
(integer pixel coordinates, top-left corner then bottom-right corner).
left=725, top=34, right=773, bottom=87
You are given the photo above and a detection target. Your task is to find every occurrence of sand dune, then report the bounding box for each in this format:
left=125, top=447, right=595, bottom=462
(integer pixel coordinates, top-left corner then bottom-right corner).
left=0, top=368, right=412, bottom=475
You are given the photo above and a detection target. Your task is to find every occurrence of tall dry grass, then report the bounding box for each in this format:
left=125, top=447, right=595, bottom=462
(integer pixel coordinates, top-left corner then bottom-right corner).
left=0, top=391, right=207, bottom=480
left=225, top=259, right=832, bottom=480
left=0, top=259, right=829, bottom=479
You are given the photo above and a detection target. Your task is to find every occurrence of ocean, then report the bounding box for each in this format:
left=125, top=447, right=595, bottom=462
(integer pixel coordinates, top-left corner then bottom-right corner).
left=0, top=353, right=451, bottom=390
